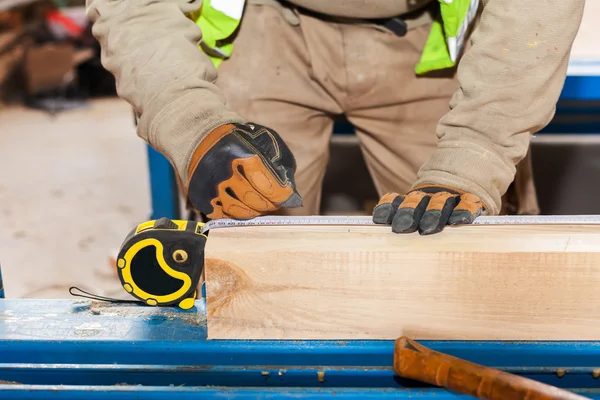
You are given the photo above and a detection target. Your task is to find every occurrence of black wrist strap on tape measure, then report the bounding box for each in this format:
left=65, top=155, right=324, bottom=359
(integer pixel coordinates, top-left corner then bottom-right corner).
left=69, top=286, right=143, bottom=305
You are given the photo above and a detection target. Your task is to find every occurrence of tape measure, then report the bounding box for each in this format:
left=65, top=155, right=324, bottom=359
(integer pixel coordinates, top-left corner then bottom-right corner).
left=199, top=214, right=600, bottom=233
left=114, top=214, right=600, bottom=309
left=115, top=217, right=207, bottom=310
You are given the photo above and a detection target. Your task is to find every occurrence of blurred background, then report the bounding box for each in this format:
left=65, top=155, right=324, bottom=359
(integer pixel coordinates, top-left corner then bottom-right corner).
left=0, top=0, right=599, bottom=299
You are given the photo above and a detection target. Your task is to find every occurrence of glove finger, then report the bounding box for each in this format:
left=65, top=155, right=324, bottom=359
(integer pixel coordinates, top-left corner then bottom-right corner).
left=233, top=123, right=301, bottom=207
left=391, top=191, right=431, bottom=233
left=373, top=193, right=404, bottom=224
left=418, top=192, right=460, bottom=235
left=234, top=156, right=302, bottom=208
left=223, top=165, right=278, bottom=213
left=219, top=192, right=262, bottom=220
left=448, top=193, right=485, bottom=225
left=206, top=198, right=226, bottom=220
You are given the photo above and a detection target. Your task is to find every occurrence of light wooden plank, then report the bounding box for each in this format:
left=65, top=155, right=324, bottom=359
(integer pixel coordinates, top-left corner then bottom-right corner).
left=204, top=224, right=600, bottom=340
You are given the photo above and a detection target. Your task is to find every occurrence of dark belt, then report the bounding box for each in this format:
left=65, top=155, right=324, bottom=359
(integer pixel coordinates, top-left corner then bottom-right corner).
left=277, top=1, right=437, bottom=37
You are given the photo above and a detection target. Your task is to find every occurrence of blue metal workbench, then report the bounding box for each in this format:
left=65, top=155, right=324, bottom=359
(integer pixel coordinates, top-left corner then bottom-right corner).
left=1, top=298, right=600, bottom=399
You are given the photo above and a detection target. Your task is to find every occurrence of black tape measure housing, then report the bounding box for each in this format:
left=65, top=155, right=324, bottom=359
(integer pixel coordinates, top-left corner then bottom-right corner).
left=116, top=218, right=206, bottom=310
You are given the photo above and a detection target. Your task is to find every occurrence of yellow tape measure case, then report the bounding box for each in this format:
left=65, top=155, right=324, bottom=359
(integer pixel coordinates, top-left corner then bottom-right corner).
left=115, top=218, right=207, bottom=310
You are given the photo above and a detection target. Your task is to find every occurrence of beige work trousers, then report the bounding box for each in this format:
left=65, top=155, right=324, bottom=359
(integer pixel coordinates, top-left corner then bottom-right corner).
left=215, top=3, right=539, bottom=216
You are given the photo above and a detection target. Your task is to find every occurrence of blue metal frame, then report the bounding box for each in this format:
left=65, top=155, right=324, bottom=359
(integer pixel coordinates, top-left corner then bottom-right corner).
left=559, top=75, right=600, bottom=101
left=2, top=299, right=600, bottom=398
left=0, top=263, right=4, bottom=299
left=2, top=386, right=598, bottom=400
left=537, top=75, right=600, bottom=134
left=146, top=145, right=180, bottom=220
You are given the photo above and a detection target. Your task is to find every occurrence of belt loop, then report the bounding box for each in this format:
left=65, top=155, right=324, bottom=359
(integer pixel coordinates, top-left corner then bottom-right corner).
left=379, top=17, right=408, bottom=37
left=281, top=6, right=301, bottom=26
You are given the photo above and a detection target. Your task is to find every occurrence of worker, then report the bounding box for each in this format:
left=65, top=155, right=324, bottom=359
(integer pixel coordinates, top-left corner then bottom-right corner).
left=85, top=0, right=584, bottom=235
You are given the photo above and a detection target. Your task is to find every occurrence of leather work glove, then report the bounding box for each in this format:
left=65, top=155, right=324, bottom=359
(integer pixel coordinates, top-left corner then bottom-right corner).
left=372, top=185, right=486, bottom=235
left=185, top=122, right=302, bottom=220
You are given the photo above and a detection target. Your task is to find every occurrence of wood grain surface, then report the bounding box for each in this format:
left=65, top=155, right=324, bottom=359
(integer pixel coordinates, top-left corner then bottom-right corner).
left=204, top=224, right=600, bottom=340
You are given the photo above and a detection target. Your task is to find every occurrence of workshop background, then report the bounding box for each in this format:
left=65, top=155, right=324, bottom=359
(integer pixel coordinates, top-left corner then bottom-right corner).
left=0, top=0, right=599, bottom=300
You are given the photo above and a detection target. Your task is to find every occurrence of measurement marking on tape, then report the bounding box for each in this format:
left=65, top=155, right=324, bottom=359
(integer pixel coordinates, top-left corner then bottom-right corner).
left=201, top=216, right=374, bottom=233
left=201, top=215, right=600, bottom=233
left=473, top=215, right=600, bottom=225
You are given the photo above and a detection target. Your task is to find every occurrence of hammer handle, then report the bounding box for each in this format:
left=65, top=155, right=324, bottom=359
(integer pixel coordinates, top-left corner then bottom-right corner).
left=394, top=337, right=589, bottom=400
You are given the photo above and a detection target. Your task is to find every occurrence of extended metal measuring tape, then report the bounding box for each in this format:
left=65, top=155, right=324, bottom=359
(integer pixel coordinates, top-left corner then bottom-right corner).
left=110, top=214, right=600, bottom=310
left=199, top=214, right=600, bottom=233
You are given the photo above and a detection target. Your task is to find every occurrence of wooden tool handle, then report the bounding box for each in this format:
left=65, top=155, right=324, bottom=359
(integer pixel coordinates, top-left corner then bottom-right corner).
left=393, top=336, right=589, bottom=400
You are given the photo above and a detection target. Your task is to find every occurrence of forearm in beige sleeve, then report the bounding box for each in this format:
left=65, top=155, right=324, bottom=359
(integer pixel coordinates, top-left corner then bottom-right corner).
left=413, top=0, right=585, bottom=214
left=85, top=0, right=246, bottom=182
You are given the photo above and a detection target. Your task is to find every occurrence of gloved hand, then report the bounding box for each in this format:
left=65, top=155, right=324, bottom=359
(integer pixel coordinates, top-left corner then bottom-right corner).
left=185, top=122, right=302, bottom=220
left=372, top=185, right=486, bottom=235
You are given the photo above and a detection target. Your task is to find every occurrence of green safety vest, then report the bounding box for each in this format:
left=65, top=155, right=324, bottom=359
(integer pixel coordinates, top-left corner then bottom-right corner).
left=189, top=0, right=479, bottom=75
left=187, top=0, right=243, bottom=68
left=416, top=0, right=479, bottom=74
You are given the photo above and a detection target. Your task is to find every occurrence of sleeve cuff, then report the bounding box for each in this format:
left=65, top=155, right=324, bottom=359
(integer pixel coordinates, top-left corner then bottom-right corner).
left=141, top=90, right=246, bottom=183
left=412, top=143, right=517, bottom=215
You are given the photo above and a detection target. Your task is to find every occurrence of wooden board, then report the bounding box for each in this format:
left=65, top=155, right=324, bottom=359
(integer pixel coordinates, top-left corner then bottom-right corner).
left=204, top=224, right=600, bottom=340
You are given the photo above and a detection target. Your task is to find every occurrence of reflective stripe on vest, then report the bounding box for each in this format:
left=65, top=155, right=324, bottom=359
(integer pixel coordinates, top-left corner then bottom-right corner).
left=415, top=0, right=479, bottom=75
left=190, top=0, right=478, bottom=73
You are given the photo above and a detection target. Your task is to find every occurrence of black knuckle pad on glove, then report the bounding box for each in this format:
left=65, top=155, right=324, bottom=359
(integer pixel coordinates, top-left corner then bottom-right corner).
left=448, top=193, right=485, bottom=226
left=418, top=193, right=460, bottom=235
left=235, top=123, right=297, bottom=185
left=373, top=193, right=404, bottom=224
left=391, top=192, right=431, bottom=233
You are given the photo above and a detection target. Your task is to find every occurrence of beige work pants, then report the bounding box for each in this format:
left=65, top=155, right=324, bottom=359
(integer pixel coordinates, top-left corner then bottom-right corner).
left=215, top=3, right=539, bottom=215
